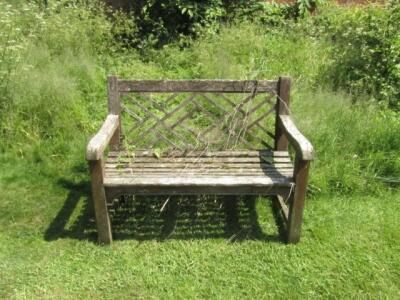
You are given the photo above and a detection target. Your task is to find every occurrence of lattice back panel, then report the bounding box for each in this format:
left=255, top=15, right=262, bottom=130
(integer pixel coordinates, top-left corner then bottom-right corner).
left=119, top=90, right=277, bottom=151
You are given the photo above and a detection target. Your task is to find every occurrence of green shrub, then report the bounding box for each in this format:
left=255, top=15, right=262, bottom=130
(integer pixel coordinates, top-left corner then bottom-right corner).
left=112, top=0, right=296, bottom=48
left=310, top=2, right=400, bottom=109
left=124, top=0, right=227, bottom=48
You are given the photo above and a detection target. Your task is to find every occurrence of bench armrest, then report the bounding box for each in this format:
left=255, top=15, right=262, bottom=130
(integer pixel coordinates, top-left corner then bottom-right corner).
left=86, top=114, right=120, bottom=161
left=278, top=115, right=314, bottom=161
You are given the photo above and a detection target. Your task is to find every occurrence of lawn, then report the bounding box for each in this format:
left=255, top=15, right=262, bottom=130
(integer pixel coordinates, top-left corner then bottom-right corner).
left=1, top=156, right=399, bottom=298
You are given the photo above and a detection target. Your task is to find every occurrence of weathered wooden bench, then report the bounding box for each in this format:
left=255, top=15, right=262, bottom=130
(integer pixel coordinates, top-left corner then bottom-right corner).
left=86, top=76, right=314, bottom=245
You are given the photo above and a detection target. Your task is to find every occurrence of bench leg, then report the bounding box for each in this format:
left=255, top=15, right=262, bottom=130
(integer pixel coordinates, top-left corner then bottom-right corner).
left=287, top=159, right=310, bottom=244
left=89, top=159, right=112, bottom=245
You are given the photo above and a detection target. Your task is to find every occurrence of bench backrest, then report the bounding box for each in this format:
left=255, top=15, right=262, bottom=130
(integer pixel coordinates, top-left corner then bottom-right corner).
left=107, top=76, right=291, bottom=152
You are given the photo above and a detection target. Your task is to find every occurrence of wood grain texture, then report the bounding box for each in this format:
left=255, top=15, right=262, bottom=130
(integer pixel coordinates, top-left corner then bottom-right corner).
left=117, top=79, right=278, bottom=93
left=89, top=159, right=112, bottom=244
left=86, top=114, right=120, bottom=160
left=103, top=150, right=294, bottom=189
left=104, top=150, right=294, bottom=180
left=107, top=75, right=121, bottom=114
left=287, top=159, right=310, bottom=243
left=108, top=76, right=122, bottom=150
left=108, top=150, right=289, bottom=157
left=278, top=115, right=314, bottom=160
left=106, top=157, right=292, bottom=163
left=105, top=185, right=291, bottom=197
left=104, top=176, right=293, bottom=187
left=275, top=76, right=291, bottom=151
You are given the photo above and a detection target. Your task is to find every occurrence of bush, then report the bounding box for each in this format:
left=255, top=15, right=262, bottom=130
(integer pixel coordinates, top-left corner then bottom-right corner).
left=111, top=0, right=294, bottom=48
left=311, top=2, right=400, bottom=109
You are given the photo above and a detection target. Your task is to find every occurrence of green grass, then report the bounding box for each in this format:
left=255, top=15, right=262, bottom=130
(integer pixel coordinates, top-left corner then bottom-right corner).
left=1, top=1, right=400, bottom=299
left=0, top=158, right=399, bottom=298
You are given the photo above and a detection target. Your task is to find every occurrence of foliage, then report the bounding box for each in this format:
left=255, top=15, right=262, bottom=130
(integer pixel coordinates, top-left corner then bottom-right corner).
left=124, top=0, right=226, bottom=48
left=295, top=0, right=326, bottom=16
left=113, top=0, right=300, bottom=48
left=310, top=2, right=400, bottom=109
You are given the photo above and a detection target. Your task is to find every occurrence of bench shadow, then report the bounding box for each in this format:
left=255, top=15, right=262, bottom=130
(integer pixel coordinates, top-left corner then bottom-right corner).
left=45, top=179, right=285, bottom=243
left=44, top=179, right=97, bottom=242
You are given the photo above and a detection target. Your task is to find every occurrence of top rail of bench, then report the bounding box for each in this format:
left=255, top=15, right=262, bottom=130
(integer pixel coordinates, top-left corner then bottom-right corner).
left=117, top=79, right=278, bottom=93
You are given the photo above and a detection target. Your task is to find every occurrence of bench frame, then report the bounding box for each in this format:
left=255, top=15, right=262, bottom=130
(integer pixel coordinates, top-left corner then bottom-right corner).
left=86, top=76, right=314, bottom=245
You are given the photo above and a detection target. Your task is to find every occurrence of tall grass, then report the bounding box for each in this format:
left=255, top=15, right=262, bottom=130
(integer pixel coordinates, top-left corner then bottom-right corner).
left=0, top=1, right=113, bottom=153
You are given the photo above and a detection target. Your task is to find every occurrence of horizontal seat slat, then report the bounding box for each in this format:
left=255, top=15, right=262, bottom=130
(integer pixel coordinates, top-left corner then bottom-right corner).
left=106, top=174, right=293, bottom=179
left=104, top=163, right=293, bottom=169
left=105, top=170, right=293, bottom=176
left=107, top=150, right=289, bottom=158
left=106, top=168, right=293, bottom=174
left=106, top=157, right=291, bottom=164
left=104, top=176, right=292, bottom=187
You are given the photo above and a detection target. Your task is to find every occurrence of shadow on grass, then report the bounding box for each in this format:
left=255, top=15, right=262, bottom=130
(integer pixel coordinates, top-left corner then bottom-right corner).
left=44, top=179, right=97, bottom=242
left=45, top=179, right=285, bottom=243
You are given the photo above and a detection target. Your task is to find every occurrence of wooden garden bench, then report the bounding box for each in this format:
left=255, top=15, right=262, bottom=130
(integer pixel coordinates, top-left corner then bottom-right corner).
left=86, top=76, right=314, bottom=245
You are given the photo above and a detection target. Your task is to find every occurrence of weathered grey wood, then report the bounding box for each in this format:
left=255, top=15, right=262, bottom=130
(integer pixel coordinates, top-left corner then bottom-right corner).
left=106, top=160, right=293, bottom=166
left=105, top=165, right=293, bottom=175
left=108, top=76, right=121, bottom=114
left=105, top=167, right=293, bottom=173
left=105, top=163, right=293, bottom=171
left=278, top=115, right=314, bottom=161
left=287, top=159, right=310, bottom=243
left=121, top=87, right=277, bottom=150
left=106, top=156, right=292, bottom=163
left=108, top=76, right=121, bottom=150
left=105, top=185, right=291, bottom=197
left=106, top=171, right=294, bottom=177
left=108, top=150, right=289, bottom=157
left=106, top=160, right=292, bottom=166
left=118, top=80, right=278, bottom=93
left=275, top=76, right=291, bottom=151
left=104, top=175, right=293, bottom=187
left=89, top=159, right=112, bottom=244
left=109, top=125, right=121, bottom=151
left=86, top=114, right=120, bottom=160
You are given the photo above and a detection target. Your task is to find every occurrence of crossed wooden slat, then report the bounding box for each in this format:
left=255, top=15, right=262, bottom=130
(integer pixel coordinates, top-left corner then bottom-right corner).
left=121, top=91, right=276, bottom=151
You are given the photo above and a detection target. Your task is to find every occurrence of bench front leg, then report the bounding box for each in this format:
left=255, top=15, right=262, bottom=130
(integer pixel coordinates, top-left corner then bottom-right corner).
left=287, top=158, right=310, bottom=243
left=89, top=158, right=112, bottom=245
left=276, top=114, right=314, bottom=243
left=86, top=114, right=120, bottom=244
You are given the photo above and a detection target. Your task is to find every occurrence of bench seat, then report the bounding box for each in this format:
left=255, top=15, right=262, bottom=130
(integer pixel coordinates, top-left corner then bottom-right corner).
left=103, top=150, right=294, bottom=195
